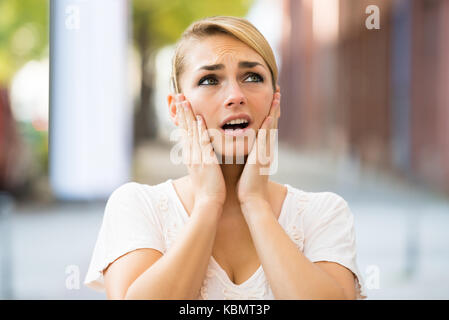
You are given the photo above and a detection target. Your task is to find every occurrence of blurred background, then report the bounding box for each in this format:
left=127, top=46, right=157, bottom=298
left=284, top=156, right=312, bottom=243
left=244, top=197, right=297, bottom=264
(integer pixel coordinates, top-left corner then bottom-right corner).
left=0, top=0, right=448, bottom=299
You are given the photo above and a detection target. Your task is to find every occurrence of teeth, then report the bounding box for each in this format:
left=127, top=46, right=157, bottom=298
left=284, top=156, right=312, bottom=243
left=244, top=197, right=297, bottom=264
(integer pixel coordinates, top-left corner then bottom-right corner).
left=225, top=118, right=248, bottom=125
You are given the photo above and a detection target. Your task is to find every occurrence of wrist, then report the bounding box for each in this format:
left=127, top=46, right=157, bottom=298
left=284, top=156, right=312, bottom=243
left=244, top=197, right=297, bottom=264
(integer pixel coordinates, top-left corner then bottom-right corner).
left=192, top=198, right=223, bottom=219
left=194, top=197, right=224, bottom=209
left=237, top=186, right=269, bottom=207
left=239, top=195, right=269, bottom=207
left=240, top=197, right=271, bottom=216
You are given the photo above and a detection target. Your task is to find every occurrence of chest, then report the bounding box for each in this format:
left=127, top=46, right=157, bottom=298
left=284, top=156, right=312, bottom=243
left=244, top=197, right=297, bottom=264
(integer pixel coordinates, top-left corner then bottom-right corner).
left=212, top=212, right=260, bottom=286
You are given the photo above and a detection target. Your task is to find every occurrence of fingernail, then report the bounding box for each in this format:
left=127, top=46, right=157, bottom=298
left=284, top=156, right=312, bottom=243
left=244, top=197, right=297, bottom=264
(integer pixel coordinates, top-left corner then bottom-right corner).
left=178, top=93, right=186, bottom=102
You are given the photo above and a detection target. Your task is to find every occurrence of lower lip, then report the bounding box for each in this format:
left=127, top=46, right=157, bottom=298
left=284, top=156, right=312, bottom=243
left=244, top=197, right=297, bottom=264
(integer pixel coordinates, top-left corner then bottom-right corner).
left=221, top=126, right=250, bottom=136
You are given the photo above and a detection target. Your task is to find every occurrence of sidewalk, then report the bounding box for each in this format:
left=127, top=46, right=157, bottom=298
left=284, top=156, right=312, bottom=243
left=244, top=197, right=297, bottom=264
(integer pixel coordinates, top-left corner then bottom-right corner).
left=4, top=139, right=449, bottom=299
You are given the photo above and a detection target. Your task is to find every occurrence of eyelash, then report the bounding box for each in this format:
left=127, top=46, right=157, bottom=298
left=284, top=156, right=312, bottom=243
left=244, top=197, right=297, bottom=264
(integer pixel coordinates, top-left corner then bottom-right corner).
left=198, top=73, right=264, bottom=86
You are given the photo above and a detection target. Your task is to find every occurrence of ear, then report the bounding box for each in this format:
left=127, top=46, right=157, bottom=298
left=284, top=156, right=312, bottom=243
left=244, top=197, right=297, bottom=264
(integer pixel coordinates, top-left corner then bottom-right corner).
left=167, top=93, right=178, bottom=126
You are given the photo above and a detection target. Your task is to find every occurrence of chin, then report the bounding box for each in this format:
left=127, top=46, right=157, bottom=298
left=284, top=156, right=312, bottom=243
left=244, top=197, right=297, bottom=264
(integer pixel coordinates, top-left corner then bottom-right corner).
left=212, top=138, right=251, bottom=164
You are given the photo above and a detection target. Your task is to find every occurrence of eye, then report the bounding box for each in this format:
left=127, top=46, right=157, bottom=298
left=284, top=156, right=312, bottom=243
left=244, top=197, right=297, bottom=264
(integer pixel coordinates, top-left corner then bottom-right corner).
left=198, top=75, right=219, bottom=86
left=244, top=73, right=264, bottom=83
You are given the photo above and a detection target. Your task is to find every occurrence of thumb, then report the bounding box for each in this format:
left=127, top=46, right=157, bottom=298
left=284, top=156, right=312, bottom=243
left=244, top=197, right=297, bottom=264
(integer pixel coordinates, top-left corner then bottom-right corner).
left=262, top=116, right=273, bottom=128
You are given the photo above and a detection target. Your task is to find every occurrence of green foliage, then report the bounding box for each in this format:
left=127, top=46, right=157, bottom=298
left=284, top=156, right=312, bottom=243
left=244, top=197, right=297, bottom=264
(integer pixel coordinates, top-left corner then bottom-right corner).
left=0, top=0, right=253, bottom=82
left=0, top=0, right=49, bottom=84
left=132, top=0, right=254, bottom=50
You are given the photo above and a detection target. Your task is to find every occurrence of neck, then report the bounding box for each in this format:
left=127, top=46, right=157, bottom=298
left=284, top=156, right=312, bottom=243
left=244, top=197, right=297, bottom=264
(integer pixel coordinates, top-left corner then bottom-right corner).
left=218, top=153, right=247, bottom=206
left=220, top=163, right=244, bottom=197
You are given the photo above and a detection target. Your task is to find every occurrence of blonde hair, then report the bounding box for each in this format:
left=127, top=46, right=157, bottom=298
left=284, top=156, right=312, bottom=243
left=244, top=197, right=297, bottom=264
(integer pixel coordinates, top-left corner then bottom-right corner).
left=171, top=16, right=278, bottom=94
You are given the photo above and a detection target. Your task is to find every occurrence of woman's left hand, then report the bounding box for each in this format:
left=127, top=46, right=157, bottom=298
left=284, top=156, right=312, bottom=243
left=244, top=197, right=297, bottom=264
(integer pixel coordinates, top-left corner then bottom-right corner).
left=237, top=91, right=281, bottom=206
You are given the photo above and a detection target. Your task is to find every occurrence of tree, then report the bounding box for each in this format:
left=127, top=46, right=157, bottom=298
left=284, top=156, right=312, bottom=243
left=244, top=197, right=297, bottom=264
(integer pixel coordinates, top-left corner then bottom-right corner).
left=0, top=0, right=48, bottom=85
left=132, top=0, right=253, bottom=143
left=0, top=0, right=48, bottom=195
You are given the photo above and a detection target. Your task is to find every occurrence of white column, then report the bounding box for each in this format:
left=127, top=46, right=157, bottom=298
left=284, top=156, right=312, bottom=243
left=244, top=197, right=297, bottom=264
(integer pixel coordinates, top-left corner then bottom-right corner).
left=49, top=0, right=132, bottom=200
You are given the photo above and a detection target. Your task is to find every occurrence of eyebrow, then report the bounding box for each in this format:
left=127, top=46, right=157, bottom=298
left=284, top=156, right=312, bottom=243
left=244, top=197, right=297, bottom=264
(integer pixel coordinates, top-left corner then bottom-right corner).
left=197, top=61, right=265, bottom=71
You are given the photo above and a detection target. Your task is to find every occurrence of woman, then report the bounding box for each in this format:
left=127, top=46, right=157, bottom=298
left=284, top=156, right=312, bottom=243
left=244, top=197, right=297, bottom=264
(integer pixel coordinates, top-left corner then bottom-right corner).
left=84, top=16, right=366, bottom=300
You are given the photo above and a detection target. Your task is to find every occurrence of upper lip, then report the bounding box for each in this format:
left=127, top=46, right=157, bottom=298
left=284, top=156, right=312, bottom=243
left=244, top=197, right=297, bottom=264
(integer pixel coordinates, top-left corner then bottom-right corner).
left=219, top=113, right=252, bottom=128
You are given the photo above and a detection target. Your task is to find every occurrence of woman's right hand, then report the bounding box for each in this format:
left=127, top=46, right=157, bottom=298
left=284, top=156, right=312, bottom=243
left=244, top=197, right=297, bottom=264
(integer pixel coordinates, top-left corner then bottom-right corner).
left=175, top=94, right=226, bottom=211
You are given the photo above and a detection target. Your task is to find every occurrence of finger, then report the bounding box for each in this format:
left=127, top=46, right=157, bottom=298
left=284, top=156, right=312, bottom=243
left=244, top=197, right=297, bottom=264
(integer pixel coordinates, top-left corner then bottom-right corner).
left=268, top=95, right=281, bottom=162
left=277, top=93, right=281, bottom=119
left=183, top=101, right=201, bottom=165
left=175, top=95, right=194, bottom=166
left=195, top=114, right=206, bottom=166
left=270, top=92, right=281, bottom=123
left=268, top=116, right=278, bottom=162
left=262, top=115, right=273, bottom=130
left=174, top=94, right=185, bottom=126
left=258, top=116, right=272, bottom=156
left=276, top=92, right=281, bottom=116
left=177, top=101, right=187, bottom=131
left=273, top=97, right=280, bottom=129
left=262, top=117, right=274, bottom=166
left=196, top=115, right=216, bottom=165
left=178, top=103, right=191, bottom=166
left=182, top=100, right=196, bottom=128
left=269, top=93, right=280, bottom=135
left=255, top=93, right=280, bottom=166
left=196, top=114, right=209, bottom=147
left=177, top=101, right=188, bottom=147
left=174, top=93, right=185, bottom=103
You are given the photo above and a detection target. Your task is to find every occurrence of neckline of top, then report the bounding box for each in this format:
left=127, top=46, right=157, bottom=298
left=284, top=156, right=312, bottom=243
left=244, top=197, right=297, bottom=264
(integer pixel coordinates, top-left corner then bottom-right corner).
left=166, top=178, right=294, bottom=224
left=164, top=179, right=300, bottom=288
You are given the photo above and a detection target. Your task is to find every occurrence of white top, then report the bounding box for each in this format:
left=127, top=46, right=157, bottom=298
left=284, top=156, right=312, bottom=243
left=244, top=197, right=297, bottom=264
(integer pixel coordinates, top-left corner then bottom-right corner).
left=84, top=179, right=367, bottom=300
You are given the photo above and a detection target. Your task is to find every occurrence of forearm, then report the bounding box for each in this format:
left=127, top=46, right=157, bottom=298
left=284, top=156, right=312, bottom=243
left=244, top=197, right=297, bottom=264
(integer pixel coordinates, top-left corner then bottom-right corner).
left=125, top=202, right=221, bottom=300
left=241, top=199, right=347, bottom=300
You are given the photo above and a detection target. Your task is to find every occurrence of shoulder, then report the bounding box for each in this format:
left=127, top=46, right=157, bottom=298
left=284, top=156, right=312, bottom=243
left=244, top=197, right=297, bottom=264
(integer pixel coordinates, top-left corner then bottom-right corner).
left=109, top=180, right=173, bottom=200
left=109, top=180, right=166, bottom=197
left=285, top=185, right=352, bottom=224
left=105, top=180, right=173, bottom=219
left=283, top=183, right=346, bottom=206
left=296, top=190, right=355, bottom=244
left=305, top=191, right=349, bottom=213
left=108, top=181, right=143, bottom=200
left=285, top=187, right=357, bottom=250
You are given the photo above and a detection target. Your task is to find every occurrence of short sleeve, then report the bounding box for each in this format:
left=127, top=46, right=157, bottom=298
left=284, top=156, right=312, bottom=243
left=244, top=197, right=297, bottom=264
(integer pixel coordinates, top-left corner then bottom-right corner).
left=84, top=182, right=165, bottom=292
left=302, top=192, right=367, bottom=299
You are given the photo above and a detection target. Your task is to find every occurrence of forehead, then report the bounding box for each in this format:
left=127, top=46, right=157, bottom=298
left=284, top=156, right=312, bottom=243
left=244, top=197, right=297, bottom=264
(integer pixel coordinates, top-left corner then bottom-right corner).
left=183, top=34, right=267, bottom=72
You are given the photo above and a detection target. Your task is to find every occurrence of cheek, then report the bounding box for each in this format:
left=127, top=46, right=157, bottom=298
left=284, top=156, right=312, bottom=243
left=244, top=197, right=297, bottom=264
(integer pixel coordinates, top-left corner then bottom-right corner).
left=186, top=93, right=217, bottom=125
left=185, top=94, right=204, bottom=116
left=253, top=94, right=273, bottom=126
left=185, top=92, right=199, bottom=110
left=262, top=92, right=274, bottom=114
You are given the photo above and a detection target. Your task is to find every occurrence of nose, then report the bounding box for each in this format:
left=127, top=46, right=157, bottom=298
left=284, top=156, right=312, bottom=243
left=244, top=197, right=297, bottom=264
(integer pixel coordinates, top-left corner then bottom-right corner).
left=223, top=81, right=247, bottom=108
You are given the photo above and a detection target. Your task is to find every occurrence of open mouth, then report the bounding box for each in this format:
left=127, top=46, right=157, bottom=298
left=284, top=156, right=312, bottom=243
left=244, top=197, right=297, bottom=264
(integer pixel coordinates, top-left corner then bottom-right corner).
left=219, top=115, right=252, bottom=137
left=221, top=121, right=250, bottom=131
